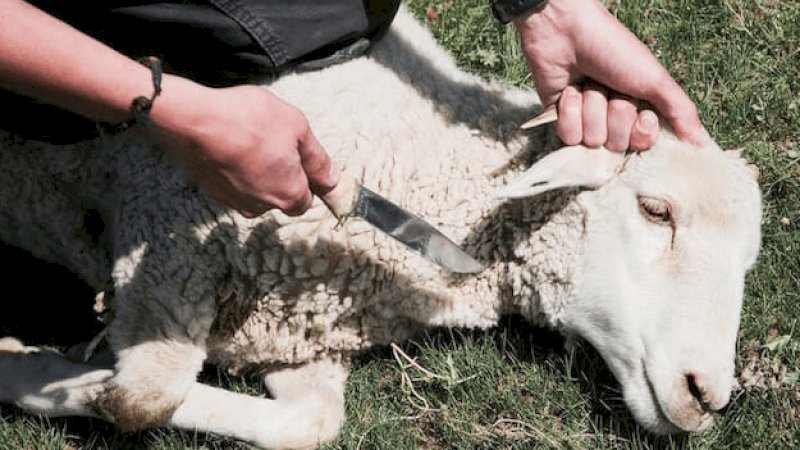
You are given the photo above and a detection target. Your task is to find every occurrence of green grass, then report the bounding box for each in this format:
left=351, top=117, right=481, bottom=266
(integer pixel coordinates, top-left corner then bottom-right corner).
left=2, top=0, right=799, bottom=448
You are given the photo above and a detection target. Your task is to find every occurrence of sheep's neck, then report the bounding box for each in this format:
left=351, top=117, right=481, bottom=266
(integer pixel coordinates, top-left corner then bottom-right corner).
left=209, top=160, right=586, bottom=371
left=396, top=190, right=586, bottom=332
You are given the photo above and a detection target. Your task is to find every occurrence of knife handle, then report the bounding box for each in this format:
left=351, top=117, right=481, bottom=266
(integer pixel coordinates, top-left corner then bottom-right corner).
left=320, top=172, right=359, bottom=220
left=520, top=104, right=558, bottom=130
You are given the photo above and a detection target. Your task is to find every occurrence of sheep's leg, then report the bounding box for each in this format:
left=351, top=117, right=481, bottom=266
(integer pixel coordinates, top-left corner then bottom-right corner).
left=95, top=229, right=220, bottom=431
left=96, top=339, right=207, bottom=431
left=169, top=360, right=348, bottom=450
left=0, top=337, right=113, bottom=418
left=262, top=359, right=348, bottom=448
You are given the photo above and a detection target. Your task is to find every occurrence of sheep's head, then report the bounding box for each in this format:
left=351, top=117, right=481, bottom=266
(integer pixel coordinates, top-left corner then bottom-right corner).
left=496, top=133, right=762, bottom=433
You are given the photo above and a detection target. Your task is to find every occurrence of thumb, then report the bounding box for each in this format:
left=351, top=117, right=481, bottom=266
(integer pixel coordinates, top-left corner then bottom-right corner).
left=639, top=79, right=711, bottom=147
left=530, top=71, right=565, bottom=110
left=297, top=129, right=340, bottom=196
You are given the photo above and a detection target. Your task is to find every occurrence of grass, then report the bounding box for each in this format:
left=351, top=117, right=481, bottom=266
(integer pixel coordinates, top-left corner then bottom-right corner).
left=2, top=0, right=799, bottom=448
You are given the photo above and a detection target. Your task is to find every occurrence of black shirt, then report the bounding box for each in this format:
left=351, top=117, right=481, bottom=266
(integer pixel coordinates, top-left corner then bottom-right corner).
left=3, top=0, right=400, bottom=141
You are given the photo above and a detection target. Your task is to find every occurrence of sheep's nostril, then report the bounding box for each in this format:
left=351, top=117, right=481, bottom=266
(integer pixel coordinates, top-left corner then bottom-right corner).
left=686, top=373, right=713, bottom=412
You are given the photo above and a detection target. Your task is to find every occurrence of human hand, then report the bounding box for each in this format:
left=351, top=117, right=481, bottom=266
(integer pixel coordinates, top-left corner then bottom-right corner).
left=0, top=0, right=330, bottom=217
left=512, top=0, right=710, bottom=152
left=147, top=78, right=338, bottom=217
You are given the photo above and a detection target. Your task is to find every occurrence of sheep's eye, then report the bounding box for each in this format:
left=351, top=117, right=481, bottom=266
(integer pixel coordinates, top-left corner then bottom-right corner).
left=638, top=196, right=671, bottom=225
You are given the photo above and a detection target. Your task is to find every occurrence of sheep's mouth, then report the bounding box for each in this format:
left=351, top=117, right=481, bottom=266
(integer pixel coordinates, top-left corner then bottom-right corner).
left=641, top=362, right=684, bottom=434
left=641, top=362, right=716, bottom=433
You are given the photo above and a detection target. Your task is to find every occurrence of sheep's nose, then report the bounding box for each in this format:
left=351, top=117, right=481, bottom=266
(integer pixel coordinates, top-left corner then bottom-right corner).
left=686, top=372, right=728, bottom=413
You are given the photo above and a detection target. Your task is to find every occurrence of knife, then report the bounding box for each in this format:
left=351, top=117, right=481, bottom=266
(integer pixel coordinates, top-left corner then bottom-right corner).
left=520, top=104, right=558, bottom=130
left=320, top=173, right=484, bottom=274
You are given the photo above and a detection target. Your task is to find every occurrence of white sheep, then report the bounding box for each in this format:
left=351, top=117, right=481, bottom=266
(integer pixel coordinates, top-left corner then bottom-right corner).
left=0, top=6, right=761, bottom=449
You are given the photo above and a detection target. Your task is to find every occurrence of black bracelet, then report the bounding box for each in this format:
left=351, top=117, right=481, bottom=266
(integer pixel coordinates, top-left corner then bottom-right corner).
left=490, top=0, right=549, bottom=24
left=130, top=56, right=162, bottom=125
left=97, top=56, right=163, bottom=135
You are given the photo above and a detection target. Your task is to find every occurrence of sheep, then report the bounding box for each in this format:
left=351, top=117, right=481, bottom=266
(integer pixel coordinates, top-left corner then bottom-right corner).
left=0, top=5, right=762, bottom=449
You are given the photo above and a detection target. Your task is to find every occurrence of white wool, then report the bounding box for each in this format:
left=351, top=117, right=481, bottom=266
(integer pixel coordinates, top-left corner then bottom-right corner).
left=0, top=5, right=762, bottom=440
left=0, top=6, right=576, bottom=372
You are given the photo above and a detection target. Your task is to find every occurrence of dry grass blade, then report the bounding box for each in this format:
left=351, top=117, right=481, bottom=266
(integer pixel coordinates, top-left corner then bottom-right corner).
left=391, top=342, right=441, bottom=412
left=492, top=418, right=566, bottom=450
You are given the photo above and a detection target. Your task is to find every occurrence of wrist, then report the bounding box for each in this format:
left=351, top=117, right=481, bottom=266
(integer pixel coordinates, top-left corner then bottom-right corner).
left=514, top=0, right=610, bottom=65
left=120, top=72, right=211, bottom=148
left=512, top=1, right=569, bottom=65
left=145, top=74, right=207, bottom=134
left=513, top=0, right=610, bottom=43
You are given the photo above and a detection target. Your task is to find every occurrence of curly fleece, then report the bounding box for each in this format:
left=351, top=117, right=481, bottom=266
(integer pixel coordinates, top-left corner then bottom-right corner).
left=0, top=8, right=582, bottom=375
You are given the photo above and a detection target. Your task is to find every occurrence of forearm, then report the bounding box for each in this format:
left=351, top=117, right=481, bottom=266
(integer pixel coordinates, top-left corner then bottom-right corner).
left=0, top=1, right=340, bottom=217
left=0, top=0, right=202, bottom=127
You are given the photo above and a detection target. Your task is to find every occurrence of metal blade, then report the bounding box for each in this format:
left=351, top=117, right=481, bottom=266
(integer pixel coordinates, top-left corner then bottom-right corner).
left=352, top=187, right=484, bottom=273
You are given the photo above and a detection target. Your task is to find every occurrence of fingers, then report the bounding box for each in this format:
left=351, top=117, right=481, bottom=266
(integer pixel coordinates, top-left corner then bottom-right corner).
left=556, top=85, right=582, bottom=146
left=245, top=171, right=314, bottom=218
left=280, top=184, right=314, bottom=217
left=649, top=80, right=711, bottom=147
left=629, top=109, right=660, bottom=152
left=207, top=150, right=313, bottom=218
left=581, top=82, right=609, bottom=148
left=606, top=95, right=660, bottom=152
left=558, top=82, right=612, bottom=148
left=255, top=119, right=336, bottom=217
left=278, top=123, right=342, bottom=217
left=297, top=128, right=339, bottom=196
left=553, top=82, right=661, bottom=152
left=605, top=93, right=638, bottom=152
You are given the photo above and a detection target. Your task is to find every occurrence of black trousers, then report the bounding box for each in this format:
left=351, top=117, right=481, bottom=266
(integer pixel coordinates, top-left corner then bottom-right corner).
left=4, top=0, right=401, bottom=141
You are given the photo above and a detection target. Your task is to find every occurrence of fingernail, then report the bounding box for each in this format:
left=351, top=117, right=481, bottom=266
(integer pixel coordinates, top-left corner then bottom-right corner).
left=629, top=112, right=659, bottom=152
left=638, top=111, right=659, bottom=131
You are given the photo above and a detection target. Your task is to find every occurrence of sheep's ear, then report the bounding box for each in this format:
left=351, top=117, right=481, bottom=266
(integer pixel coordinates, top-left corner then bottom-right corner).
left=493, top=146, right=625, bottom=199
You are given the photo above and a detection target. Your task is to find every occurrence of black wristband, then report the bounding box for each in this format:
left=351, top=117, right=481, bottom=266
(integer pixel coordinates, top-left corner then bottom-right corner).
left=490, top=0, right=549, bottom=24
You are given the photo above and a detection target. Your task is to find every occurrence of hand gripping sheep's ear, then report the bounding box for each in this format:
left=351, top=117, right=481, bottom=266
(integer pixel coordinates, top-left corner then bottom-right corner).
left=496, top=102, right=624, bottom=200
left=493, top=146, right=625, bottom=200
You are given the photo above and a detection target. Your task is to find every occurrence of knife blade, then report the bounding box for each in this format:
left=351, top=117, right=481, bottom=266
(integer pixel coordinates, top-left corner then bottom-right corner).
left=320, top=173, right=484, bottom=274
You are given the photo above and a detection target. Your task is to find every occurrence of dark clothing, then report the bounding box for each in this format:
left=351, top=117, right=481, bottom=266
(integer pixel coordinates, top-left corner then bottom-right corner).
left=2, top=0, right=401, bottom=141
left=25, top=0, right=401, bottom=85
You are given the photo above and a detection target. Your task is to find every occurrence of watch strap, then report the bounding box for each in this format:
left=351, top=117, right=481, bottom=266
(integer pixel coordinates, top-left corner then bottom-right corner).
left=490, top=0, right=549, bottom=24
